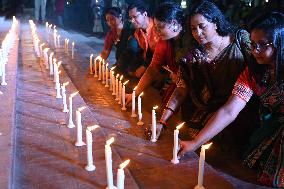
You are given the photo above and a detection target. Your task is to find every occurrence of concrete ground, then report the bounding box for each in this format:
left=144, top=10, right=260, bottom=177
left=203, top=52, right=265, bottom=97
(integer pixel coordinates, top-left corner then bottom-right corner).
left=0, top=18, right=273, bottom=189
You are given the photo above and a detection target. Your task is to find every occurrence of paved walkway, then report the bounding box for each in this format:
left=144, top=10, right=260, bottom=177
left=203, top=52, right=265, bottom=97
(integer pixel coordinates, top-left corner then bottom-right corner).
left=0, top=20, right=272, bottom=189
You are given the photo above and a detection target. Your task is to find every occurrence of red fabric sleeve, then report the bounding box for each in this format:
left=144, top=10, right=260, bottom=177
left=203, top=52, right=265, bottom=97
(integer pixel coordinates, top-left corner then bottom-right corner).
left=103, top=31, right=115, bottom=52
left=149, top=40, right=168, bottom=71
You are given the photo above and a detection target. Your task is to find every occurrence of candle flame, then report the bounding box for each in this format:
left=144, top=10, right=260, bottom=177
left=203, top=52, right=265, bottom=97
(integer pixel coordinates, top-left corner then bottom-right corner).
left=106, top=63, right=109, bottom=67
left=133, top=86, right=137, bottom=90
left=87, top=125, right=100, bottom=131
left=110, top=66, right=116, bottom=71
left=71, top=91, right=79, bottom=97
left=58, top=71, right=62, bottom=74
left=201, top=142, right=213, bottom=150
left=176, top=122, right=185, bottom=130
left=123, top=80, right=129, bottom=85
left=0, top=91, right=3, bottom=95
left=57, top=35, right=60, bottom=38
left=119, top=159, right=130, bottom=169
left=53, top=58, right=56, bottom=62
left=139, top=92, right=144, bottom=97
left=106, top=137, right=114, bottom=146
left=120, top=75, right=123, bottom=80
left=72, top=42, right=74, bottom=46
left=153, top=106, right=158, bottom=110
left=50, top=52, right=54, bottom=56
left=78, top=106, right=86, bottom=112
left=40, top=43, right=45, bottom=47
left=116, top=74, right=120, bottom=78
left=95, top=55, right=102, bottom=62
left=90, top=54, right=93, bottom=58
left=43, top=48, right=49, bottom=52
left=63, top=82, right=69, bottom=86
left=57, top=61, right=62, bottom=67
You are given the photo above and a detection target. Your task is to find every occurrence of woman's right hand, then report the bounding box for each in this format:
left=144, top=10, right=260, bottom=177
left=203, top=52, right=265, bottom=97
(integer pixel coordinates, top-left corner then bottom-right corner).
left=177, top=140, right=200, bottom=159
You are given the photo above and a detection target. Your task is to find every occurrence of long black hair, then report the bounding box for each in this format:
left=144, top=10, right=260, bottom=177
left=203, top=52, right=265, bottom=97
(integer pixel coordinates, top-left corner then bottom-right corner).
left=189, top=0, right=237, bottom=36
left=249, top=12, right=284, bottom=85
left=104, top=7, right=122, bottom=19
left=153, top=1, right=184, bottom=26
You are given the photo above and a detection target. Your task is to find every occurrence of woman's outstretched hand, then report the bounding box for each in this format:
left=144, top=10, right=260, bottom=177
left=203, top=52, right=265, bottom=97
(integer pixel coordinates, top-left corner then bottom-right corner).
left=177, top=140, right=200, bottom=159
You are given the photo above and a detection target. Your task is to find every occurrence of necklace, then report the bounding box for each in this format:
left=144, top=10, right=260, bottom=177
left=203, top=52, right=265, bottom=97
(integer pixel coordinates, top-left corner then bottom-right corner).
left=206, top=36, right=224, bottom=61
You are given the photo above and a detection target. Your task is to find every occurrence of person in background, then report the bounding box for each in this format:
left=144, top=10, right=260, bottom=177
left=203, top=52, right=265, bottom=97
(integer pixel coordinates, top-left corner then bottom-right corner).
left=55, top=0, right=64, bottom=27
left=127, top=0, right=160, bottom=78
left=99, top=7, right=136, bottom=74
left=178, top=12, right=284, bottom=188
left=34, top=0, right=47, bottom=23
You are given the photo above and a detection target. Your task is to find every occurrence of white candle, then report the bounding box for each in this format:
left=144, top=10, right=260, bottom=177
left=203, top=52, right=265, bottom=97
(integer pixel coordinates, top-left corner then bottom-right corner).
left=62, top=82, right=69, bottom=113
left=85, top=125, right=100, bottom=172
left=117, top=159, right=130, bottom=189
left=39, top=43, right=45, bottom=57
left=109, top=67, right=116, bottom=91
left=151, top=106, right=158, bottom=142
left=102, top=60, right=105, bottom=84
left=56, top=71, right=62, bottom=99
left=194, top=143, right=213, bottom=189
left=66, top=39, right=69, bottom=54
left=137, top=92, right=144, bottom=125
left=105, top=63, right=109, bottom=87
left=89, top=54, right=93, bottom=74
left=49, top=52, right=54, bottom=75
left=131, top=86, right=137, bottom=117
left=171, top=122, right=185, bottom=164
left=75, top=106, right=86, bottom=147
left=43, top=48, right=49, bottom=69
left=94, top=56, right=102, bottom=78
left=105, top=137, right=115, bottom=189
left=57, top=35, right=60, bottom=47
left=111, top=72, right=116, bottom=95
left=118, top=75, right=123, bottom=104
left=98, top=58, right=102, bottom=81
left=115, top=74, right=119, bottom=99
left=71, top=42, right=75, bottom=59
left=64, top=38, right=67, bottom=52
left=68, top=91, right=79, bottom=128
left=121, top=80, right=129, bottom=111
left=53, top=58, right=57, bottom=82
left=1, top=57, right=7, bottom=86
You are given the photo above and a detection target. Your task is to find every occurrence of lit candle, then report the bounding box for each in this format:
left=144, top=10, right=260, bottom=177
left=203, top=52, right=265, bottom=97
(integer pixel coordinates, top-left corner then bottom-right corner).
left=117, top=159, right=130, bottom=189
left=102, top=60, right=105, bottom=84
left=121, top=80, right=129, bottom=111
left=105, top=63, right=109, bottom=87
left=105, top=137, right=115, bottom=189
left=53, top=29, right=57, bottom=47
left=137, top=92, right=144, bottom=125
left=75, top=106, right=86, bottom=147
left=66, top=39, right=69, bottom=54
left=49, top=52, right=54, bottom=75
left=85, top=125, right=100, bottom=172
left=89, top=54, right=93, bottom=74
left=151, top=106, right=158, bottom=142
left=109, top=67, right=116, bottom=91
left=1, top=55, right=7, bottom=86
left=194, top=143, right=213, bottom=189
left=62, top=82, right=69, bottom=113
left=64, top=38, right=67, bottom=52
left=94, top=56, right=102, bottom=78
left=118, top=75, right=123, bottom=104
left=131, top=86, right=137, bottom=117
left=71, top=42, right=75, bottom=59
left=57, top=35, right=60, bottom=47
left=56, top=71, right=62, bottom=99
left=43, top=48, right=49, bottom=69
left=98, top=58, right=102, bottom=81
left=171, top=122, right=185, bottom=164
left=68, top=91, right=79, bottom=128
left=115, top=74, right=119, bottom=99
left=53, top=58, right=57, bottom=82
left=39, top=43, right=45, bottom=57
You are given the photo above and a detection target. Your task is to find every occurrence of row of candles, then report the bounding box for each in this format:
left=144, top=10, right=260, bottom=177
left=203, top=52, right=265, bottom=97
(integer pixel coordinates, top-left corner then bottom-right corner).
left=0, top=16, right=19, bottom=88
left=88, top=56, right=213, bottom=188
left=32, top=21, right=130, bottom=189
